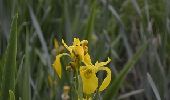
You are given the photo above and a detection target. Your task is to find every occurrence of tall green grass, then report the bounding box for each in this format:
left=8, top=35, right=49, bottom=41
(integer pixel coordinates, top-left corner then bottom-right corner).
left=0, top=0, right=170, bottom=100
left=1, top=14, right=18, bottom=100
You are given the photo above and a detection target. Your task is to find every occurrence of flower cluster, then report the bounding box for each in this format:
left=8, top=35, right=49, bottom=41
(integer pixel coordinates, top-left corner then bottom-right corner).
left=53, top=38, right=111, bottom=98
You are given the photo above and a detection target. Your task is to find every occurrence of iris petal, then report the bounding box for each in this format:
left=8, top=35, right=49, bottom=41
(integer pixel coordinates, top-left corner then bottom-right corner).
left=80, top=66, right=98, bottom=94
left=62, top=39, right=72, bottom=52
left=74, top=45, right=84, bottom=60
left=73, top=38, right=81, bottom=46
left=52, top=53, right=69, bottom=78
left=95, top=58, right=111, bottom=67
left=80, top=40, right=88, bottom=45
left=84, top=53, right=92, bottom=65
left=98, top=67, right=111, bottom=91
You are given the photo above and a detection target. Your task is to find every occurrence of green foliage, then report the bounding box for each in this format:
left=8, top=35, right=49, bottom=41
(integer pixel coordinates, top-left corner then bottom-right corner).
left=19, top=28, right=31, bottom=100
left=104, top=43, right=147, bottom=100
left=0, top=0, right=170, bottom=99
left=147, top=73, right=161, bottom=100
left=1, top=14, right=18, bottom=100
left=83, top=1, right=97, bottom=40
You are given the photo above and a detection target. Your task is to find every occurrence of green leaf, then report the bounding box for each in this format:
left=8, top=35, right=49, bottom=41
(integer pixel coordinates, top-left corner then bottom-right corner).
left=147, top=73, right=161, bottom=100
left=131, top=0, right=142, bottom=17
left=0, top=53, right=5, bottom=91
left=83, top=1, right=97, bottom=40
left=103, top=43, right=147, bottom=100
left=21, top=27, right=31, bottom=100
left=1, top=14, right=18, bottom=100
left=29, top=6, right=53, bottom=74
left=9, top=90, right=15, bottom=100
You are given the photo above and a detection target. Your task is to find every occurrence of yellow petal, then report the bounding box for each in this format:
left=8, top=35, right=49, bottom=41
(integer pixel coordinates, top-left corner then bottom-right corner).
left=80, top=66, right=98, bottom=94
left=83, top=53, right=92, bottom=65
left=74, top=45, right=84, bottom=60
left=98, top=67, right=111, bottom=91
left=81, top=40, right=88, bottom=53
left=95, top=58, right=111, bottom=67
left=80, top=40, right=88, bottom=46
left=73, top=38, right=81, bottom=46
left=52, top=53, right=69, bottom=78
left=62, top=39, right=72, bottom=52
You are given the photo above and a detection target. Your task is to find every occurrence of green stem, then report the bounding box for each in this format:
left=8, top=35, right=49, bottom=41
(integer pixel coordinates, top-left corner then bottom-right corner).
left=76, top=60, right=83, bottom=100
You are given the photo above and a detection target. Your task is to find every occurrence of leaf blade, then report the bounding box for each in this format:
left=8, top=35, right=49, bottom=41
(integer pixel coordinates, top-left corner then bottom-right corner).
left=1, top=14, right=18, bottom=100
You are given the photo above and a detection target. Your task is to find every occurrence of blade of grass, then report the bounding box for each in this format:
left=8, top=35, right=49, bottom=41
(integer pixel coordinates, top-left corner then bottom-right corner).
left=105, top=3, right=133, bottom=58
left=28, top=6, right=53, bottom=74
left=108, top=5, right=123, bottom=27
left=71, top=0, right=84, bottom=34
left=0, top=53, right=6, bottom=91
left=118, top=89, right=144, bottom=100
left=103, top=43, right=147, bottom=100
left=147, top=73, right=161, bottom=100
left=15, top=55, right=24, bottom=85
left=131, top=0, right=142, bottom=17
left=1, top=14, right=18, bottom=100
left=63, top=0, right=71, bottom=43
left=21, top=27, right=31, bottom=100
left=84, top=1, right=97, bottom=40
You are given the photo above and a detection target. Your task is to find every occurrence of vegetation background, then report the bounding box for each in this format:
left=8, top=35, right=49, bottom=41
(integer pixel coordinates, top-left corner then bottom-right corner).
left=0, top=0, right=170, bottom=100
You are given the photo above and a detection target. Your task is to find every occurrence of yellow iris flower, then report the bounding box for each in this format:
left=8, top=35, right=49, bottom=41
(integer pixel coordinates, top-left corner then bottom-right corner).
left=53, top=38, right=91, bottom=78
left=52, top=38, right=112, bottom=95
left=80, top=58, right=111, bottom=94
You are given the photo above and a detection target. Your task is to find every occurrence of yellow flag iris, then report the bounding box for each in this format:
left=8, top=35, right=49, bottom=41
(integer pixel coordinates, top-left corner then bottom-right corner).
left=53, top=38, right=91, bottom=78
left=80, top=58, right=111, bottom=94
left=52, top=38, right=112, bottom=96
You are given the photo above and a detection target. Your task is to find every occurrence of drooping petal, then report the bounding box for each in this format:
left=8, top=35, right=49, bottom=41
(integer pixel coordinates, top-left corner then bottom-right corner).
left=52, top=53, right=69, bottom=78
left=98, top=67, right=111, bottom=91
left=83, top=53, right=92, bottom=65
left=95, top=58, right=111, bottom=67
left=80, top=66, right=98, bottom=94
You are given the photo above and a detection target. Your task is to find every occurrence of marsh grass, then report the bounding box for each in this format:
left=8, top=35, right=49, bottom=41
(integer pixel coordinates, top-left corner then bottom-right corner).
left=0, top=0, right=170, bottom=100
